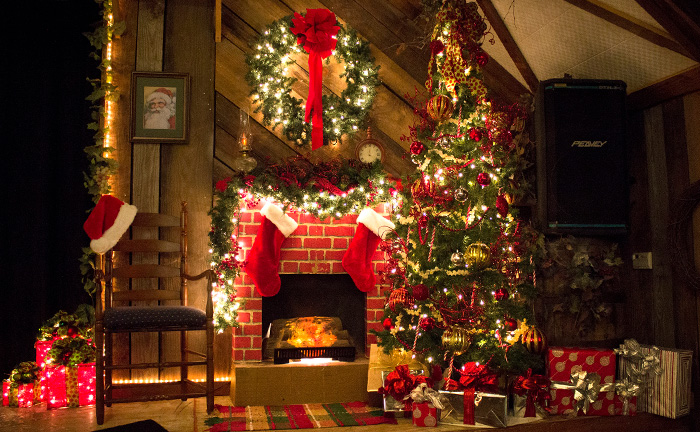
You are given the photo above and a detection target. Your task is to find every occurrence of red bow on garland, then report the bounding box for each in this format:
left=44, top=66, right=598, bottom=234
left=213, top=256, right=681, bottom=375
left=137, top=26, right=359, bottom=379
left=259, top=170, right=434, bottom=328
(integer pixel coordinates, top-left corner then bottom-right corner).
left=511, top=368, right=551, bottom=417
left=290, top=9, right=340, bottom=150
left=445, top=362, right=499, bottom=425
left=378, top=364, right=432, bottom=410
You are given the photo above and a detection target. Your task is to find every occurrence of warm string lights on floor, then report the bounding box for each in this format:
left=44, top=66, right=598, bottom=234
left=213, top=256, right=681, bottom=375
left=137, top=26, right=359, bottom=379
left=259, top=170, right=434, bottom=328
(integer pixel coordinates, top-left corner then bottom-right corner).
left=111, top=377, right=230, bottom=385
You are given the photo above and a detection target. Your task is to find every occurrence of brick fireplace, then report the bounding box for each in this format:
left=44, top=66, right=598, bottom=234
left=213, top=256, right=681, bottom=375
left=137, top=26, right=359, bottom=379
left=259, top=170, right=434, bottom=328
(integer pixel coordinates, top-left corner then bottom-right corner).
left=231, top=202, right=391, bottom=362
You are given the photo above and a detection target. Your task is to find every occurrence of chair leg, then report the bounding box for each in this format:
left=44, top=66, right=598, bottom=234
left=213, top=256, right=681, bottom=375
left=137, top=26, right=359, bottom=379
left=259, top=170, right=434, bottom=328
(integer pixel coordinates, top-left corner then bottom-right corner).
left=95, top=321, right=104, bottom=425
left=105, top=331, right=113, bottom=407
left=181, top=330, right=187, bottom=401
left=207, top=323, right=214, bottom=413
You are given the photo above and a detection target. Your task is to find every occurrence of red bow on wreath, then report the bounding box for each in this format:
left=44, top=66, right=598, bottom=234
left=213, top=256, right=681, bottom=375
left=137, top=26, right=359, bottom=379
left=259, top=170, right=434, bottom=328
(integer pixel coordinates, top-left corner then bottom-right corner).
left=378, top=364, right=431, bottom=410
left=511, top=368, right=551, bottom=417
left=445, top=362, right=499, bottom=425
left=290, top=9, right=340, bottom=150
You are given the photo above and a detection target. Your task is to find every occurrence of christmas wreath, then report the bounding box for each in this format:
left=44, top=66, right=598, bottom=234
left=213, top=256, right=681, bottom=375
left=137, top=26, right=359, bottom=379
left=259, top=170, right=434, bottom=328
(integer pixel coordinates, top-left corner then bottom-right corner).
left=245, top=9, right=380, bottom=149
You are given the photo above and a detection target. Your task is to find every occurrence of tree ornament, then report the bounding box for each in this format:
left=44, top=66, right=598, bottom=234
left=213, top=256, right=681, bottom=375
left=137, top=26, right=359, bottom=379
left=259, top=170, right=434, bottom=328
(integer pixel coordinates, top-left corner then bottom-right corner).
left=521, top=326, right=548, bottom=354
left=419, top=317, right=436, bottom=331
left=451, top=251, right=465, bottom=266
left=503, top=317, right=517, bottom=331
left=476, top=172, right=491, bottom=186
left=454, top=187, right=468, bottom=202
left=383, top=318, right=394, bottom=330
left=410, top=141, right=425, bottom=155
left=473, top=49, right=489, bottom=66
left=468, top=128, right=483, bottom=141
left=496, top=194, right=509, bottom=217
left=67, top=326, right=80, bottom=338
left=465, top=242, right=491, bottom=269
left=441, top=326, right=471, bottom=355
left=412, top=284, right=430, bottom=301
left=494, top=287, right=509, bottom=301
left=430, top=39, right=445, bottom=55
left=427, top=94, right=455, bottom=122
left=388, top=287, right=414, bottom=312
left=412, top=176, right=436, bottom=199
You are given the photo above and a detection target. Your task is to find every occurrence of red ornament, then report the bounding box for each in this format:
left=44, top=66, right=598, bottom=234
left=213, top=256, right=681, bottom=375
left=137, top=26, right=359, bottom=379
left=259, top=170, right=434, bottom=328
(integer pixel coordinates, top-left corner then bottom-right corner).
left=426, top=94, right=454, bottom=122
left=419, top=317, right=436, bottom=331
left=468, top=128, right=482, bottom=141
left=474, top=50, right=489, bottom=66
left=503, top=317, right=517, bottom=331
left=494, top=287, right=509, bottom=301
left=383, top=318, right=394, bottom=330
left=412, top=284, right=430, bottom=301
left=476, top=172, right=491, bottom=186
left=410, top=141, right=425, bottom=155
left=496, top=194, right=509, bottom=217
left=388, top=288, right=414, bottom=312
left=430, top=39, right=445, bottom=55
left=67, top=326, right=80, bottom=338
left=521, top=326, right=548, bottom=354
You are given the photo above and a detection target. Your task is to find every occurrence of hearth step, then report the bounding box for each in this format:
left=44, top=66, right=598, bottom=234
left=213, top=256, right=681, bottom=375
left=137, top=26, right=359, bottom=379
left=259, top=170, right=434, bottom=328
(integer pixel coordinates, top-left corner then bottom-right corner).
left=273, top=346, right=356, bottom=364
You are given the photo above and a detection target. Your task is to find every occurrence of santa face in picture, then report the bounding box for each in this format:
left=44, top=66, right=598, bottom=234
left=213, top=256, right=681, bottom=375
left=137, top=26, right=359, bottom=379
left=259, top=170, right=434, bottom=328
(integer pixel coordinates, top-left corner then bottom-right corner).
left=143, top=87, right=176, bottom=130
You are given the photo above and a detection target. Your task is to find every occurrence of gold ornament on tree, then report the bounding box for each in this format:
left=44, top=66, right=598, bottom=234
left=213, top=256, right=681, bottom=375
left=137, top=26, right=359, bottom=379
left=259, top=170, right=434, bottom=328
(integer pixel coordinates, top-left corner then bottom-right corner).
left=521, top=326, right=547, bottom=354
left=388, top=288, right=414, bottom=312
left=441, top=325, right=471, bottom=354
left=465, top=242, right=491, bottom=269
left=427, top=94, right=454, bottom=122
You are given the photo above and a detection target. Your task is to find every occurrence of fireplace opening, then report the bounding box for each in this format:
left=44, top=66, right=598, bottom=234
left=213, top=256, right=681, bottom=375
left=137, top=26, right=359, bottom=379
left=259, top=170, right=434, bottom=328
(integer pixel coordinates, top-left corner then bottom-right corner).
left=262, top=274, right=366, bottom=362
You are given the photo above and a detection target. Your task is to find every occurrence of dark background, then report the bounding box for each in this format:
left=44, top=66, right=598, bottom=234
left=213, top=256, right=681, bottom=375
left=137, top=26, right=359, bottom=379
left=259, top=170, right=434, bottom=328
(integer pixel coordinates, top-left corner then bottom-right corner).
left=2, top=1, right=100, bottom=375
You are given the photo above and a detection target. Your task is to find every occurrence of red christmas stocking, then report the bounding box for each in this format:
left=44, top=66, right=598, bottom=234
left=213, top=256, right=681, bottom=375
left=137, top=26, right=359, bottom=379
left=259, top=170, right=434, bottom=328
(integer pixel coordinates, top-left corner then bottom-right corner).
left=245, top=203, right=298, bottom=297
left=342, top=207, right=395, bottom=292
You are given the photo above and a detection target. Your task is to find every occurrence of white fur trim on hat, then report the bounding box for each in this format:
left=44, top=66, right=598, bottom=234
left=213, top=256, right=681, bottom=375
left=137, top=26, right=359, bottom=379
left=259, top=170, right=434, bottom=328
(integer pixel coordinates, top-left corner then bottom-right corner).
left=357, top=207, right=395, bottom=240
left=260, top=202, right=298, bottom=237
left=90, top=202, right=138, bottom=254
left=146, top=88, right=173, bottom=105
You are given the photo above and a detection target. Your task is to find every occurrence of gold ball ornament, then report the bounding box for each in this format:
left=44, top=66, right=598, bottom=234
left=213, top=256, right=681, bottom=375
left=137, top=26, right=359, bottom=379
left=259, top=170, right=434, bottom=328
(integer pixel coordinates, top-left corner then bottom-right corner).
left=427, top=94, right=455, bottom=122
left=388, top=288, right=414, bottom=313
left=521, top=326, right=547, bottom=354
left=441, top=326, right=471, bottom=355
left=465, top=242, right=491, bottom=269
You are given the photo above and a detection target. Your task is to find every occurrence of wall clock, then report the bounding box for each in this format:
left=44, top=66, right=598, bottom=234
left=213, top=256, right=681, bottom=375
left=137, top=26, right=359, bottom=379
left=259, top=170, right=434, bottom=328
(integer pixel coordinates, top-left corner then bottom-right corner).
left=355, top=127, right=384, bottom=164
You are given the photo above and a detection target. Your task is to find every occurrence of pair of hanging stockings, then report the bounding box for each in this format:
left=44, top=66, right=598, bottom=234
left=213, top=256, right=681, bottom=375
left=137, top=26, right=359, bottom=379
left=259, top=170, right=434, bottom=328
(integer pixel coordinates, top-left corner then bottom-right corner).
left=245, top=205, right=395, bottom=296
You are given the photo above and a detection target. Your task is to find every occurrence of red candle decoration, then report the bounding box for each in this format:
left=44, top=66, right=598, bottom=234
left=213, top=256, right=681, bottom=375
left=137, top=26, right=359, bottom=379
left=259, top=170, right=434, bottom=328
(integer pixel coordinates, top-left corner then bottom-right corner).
left=290, top=9, right=340, bottom=150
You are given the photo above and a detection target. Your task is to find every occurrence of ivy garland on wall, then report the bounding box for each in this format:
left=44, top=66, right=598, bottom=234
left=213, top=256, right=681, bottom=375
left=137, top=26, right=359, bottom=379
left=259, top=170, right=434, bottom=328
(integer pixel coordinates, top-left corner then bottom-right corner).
left=209, top=157, right=401, bottom=331
left=245, top=13, right=380, bottom=147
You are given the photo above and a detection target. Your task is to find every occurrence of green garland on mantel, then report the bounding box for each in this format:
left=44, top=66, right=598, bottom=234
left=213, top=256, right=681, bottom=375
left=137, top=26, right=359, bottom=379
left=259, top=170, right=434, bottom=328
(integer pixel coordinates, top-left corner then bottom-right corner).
left=209, top=157, right=402, bottom=331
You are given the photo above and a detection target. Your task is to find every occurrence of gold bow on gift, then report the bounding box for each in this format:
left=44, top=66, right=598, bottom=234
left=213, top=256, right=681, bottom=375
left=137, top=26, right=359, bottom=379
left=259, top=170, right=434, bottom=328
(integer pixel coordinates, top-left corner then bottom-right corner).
left=614, top=339, right=663, bottom=386
left=410, top=382, right=446, bottom=409
left=551, top=371, right=614, bottom=415
left=614, top=378, right=641, bottom=416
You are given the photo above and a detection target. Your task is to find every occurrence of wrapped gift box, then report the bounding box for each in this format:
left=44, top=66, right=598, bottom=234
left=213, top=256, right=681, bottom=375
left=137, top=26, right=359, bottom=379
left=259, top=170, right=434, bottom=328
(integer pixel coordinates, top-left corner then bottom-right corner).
left=512, top=394, right=547, bottom=419
left=620, top=344, right=692, bottom=419
left=412, top=402, right=439, bottom=427
left=2, top=380, right=9, bottom=406
left=367, top=344, right=425, bottom=392
left=44, top=363, right=96, bottom=409
left=380, top=369, right=423, bottom=412
left=548, top=347, right=616, bottom=416
left=439, top=390, right=507, bottom=428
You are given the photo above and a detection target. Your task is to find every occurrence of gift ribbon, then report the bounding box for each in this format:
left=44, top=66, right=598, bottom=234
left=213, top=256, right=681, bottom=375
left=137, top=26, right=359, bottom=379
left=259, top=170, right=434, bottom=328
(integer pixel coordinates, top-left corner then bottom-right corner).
left=290, top=9, right=339, bottom=150
left=614, top=378, right=641, bottom=416
left=511, top=368, right=551, bottom=417
left=444, top=362, right=498, bottom=425
left=378, top=364, right=431, bottom=410
left=409, top=382, right=445, bottom=410
left=614, top=338, right=663, bottom=386
left=551, top=371, right=615, bottom=415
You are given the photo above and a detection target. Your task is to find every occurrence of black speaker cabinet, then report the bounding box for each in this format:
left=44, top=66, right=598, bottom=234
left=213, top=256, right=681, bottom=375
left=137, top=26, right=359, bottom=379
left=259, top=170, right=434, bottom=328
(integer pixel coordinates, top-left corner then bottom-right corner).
left=536, top=79, right=628, bottom=235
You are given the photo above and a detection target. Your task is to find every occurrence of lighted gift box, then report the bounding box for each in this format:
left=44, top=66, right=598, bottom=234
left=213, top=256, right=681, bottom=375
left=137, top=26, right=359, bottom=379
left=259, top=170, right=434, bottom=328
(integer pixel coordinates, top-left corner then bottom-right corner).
left=35, top=339, right=53, bottom=401
left=2, top=380, right=10, bottom=406
left=44, top=363, right=96, bottom=409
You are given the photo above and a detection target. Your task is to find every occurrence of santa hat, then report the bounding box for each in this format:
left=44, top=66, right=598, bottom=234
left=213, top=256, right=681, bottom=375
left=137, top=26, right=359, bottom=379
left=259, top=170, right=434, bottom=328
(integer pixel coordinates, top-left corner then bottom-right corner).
left=146, top=87, right=173, bottom=105
left=83, top=195, right=138, bottom=254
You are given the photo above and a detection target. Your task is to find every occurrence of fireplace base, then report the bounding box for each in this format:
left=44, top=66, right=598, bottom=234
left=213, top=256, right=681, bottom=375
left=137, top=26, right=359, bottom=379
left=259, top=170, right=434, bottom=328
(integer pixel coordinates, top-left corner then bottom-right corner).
left=231, top=359, right=369, bottom=406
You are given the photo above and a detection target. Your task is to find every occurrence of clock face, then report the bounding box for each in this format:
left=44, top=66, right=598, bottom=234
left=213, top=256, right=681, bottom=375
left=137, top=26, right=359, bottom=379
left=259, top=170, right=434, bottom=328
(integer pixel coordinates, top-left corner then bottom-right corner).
left=357, top=142, right=383, bottom=163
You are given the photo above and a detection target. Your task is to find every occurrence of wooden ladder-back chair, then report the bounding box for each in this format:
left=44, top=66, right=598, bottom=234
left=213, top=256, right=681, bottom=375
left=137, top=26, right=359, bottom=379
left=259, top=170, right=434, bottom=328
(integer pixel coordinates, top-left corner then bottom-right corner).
left=94, top=202, right=214, bottom=425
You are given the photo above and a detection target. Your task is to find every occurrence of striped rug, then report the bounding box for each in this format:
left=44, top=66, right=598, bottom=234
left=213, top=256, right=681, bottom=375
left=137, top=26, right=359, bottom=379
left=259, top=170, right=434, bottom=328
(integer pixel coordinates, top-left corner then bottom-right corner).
left=204, top=401, right=397, bottom=431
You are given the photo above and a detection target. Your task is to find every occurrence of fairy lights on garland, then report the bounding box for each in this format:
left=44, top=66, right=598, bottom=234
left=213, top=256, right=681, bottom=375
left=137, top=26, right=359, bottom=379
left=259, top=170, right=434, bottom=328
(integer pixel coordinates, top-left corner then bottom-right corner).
left=208, top=156, right=402, bottom=331
left=245, top=12, right=380, bottom=148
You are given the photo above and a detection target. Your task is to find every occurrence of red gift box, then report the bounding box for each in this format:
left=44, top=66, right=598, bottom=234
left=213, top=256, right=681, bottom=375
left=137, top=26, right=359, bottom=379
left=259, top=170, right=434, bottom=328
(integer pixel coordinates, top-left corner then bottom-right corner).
left=548, top=347, right=617, bottom=416
left=2, top=381, right=10, bottom=406
left=35, top=340, right=53, bottom=401
left=412, top=402, right=439, bottom=427
left=44, top=363, right=96, bottom=409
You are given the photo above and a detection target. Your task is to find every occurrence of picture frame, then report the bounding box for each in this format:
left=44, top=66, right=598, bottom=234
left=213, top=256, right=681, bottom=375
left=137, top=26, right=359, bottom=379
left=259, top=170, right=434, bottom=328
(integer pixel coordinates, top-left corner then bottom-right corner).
left=130, top=72, right=189, bottom=143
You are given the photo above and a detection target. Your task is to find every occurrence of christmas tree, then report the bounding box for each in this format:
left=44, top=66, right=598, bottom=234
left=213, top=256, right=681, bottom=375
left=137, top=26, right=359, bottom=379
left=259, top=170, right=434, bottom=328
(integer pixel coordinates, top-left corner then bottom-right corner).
left=373, top=0, right=544, bottom=378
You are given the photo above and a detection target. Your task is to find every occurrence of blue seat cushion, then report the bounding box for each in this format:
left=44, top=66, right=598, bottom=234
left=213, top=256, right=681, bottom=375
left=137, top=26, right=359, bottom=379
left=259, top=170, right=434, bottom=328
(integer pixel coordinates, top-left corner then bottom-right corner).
left=104, top=306, right=207, bottom=331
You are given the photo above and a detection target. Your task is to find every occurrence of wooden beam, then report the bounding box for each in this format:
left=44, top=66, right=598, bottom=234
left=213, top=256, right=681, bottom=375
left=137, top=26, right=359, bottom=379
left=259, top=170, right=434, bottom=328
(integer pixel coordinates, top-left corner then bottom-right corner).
left=476, top=0, right=539, bottom=93
left=564, top=0, right=692, bottom=58
left=215, top=0, right=222, bottom=42
left=627, top=65, right=700, bottom=110
left=635, top=0, right=700, bottom=62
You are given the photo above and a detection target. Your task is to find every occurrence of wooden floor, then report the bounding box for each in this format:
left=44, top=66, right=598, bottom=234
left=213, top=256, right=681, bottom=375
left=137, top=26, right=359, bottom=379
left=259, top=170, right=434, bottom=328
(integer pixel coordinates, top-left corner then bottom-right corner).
left=0, top=395, right=694, bottom=432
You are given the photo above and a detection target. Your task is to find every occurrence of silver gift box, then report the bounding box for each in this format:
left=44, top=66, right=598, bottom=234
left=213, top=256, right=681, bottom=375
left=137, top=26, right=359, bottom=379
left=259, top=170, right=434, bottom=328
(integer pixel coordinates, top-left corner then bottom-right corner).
left=439, top=390, right=508, bottom=428
left=380, top=369, right=424, bottom=412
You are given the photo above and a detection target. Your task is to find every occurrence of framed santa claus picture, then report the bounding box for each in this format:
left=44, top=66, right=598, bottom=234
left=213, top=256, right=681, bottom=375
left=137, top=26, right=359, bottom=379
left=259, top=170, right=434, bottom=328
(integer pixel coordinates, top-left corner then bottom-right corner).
left=130, top=72, right=189, bottom=143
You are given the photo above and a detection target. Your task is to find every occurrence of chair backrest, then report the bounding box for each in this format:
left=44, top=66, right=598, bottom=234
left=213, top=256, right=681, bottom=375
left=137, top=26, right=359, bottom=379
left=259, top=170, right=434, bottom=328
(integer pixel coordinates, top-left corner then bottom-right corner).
left=103, top=202, right=191, bottom=309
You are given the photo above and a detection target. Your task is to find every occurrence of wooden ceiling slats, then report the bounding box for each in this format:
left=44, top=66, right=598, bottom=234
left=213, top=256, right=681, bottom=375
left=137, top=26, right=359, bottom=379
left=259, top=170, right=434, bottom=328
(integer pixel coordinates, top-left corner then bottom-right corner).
left=635, top=0, right=700, bottom=62
left=564, top=0, right=692, bottom=59
left=476, top=0, right=539, bottom=94
left=628, top=64, right=700, bottom=110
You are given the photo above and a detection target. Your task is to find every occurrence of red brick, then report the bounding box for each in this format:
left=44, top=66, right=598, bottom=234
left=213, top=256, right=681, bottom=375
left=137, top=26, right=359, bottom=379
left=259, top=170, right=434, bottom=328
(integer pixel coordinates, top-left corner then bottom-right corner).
left=236, top=312, right=250, bottom=323
left=373, top=203, right=385, bottom=214
left=252, top=312, right=262, bottom=323
left=376, top=310, right=386, bottom=321
left=251, top=336, right=263, bottom=349
left=366, top=334, right=378, bottom=345
left=309, top=250, right=325, bottom=260
left=374, top=262, right=386, bottom=272
left=236, top=286, right=252, bottom=298
left=234, top=336, right=251, bottom=348
left=332, top=214, right=357, bottom=224
left=366, top=310, right=376, bottom=322
left=238, top=236, right=253, bottom=248
left=300, top=214, right=320, bottom=224
left=234, top=350, right=244, bottom=361
left=233, top=326, right=243, bottom=336
left=309, top=225, right=324, bottom=236
left=283, top=237, right=303, bottom=248
left=325, top=226, right=354, bottom=237
left=239, top=212, right=252, bottom=223
left=367, top=321, right=384, bottom=332
left=280, top=250, right=309, bottom=260
left=243, top=324, right=262, bottom=336
left=365, top=286, right=381, bottom=297
left=299, top=262, right=316, bottom=273
left=253, top=212, right=263, bottom=222
left=372, top=250, right=386, bottom=261
left=244, top=224, right=260, bottom=235
left=326, top=250, right=345, bottom=261
left=316, top=263, right=331, bottom=273
left=245, top=350, right=262, bottom=361
left=367, top=298, right=386, bottom=310
left=332, top=262, right=345, bottom=273
left=332, top=238, right=349, bottom=249
left=304, top=238, right=332, bottom=248
left=282, top=262, right=299, bottom=273
left=292, top=225, right=308, bottom=236
left=246, top=298, right=263, bottom=310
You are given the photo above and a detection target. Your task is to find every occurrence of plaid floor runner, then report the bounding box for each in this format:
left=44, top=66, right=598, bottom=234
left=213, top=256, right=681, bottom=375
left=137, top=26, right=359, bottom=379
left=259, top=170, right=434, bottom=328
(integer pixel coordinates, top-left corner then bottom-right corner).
left=204, top=401, right=396, bottom=431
